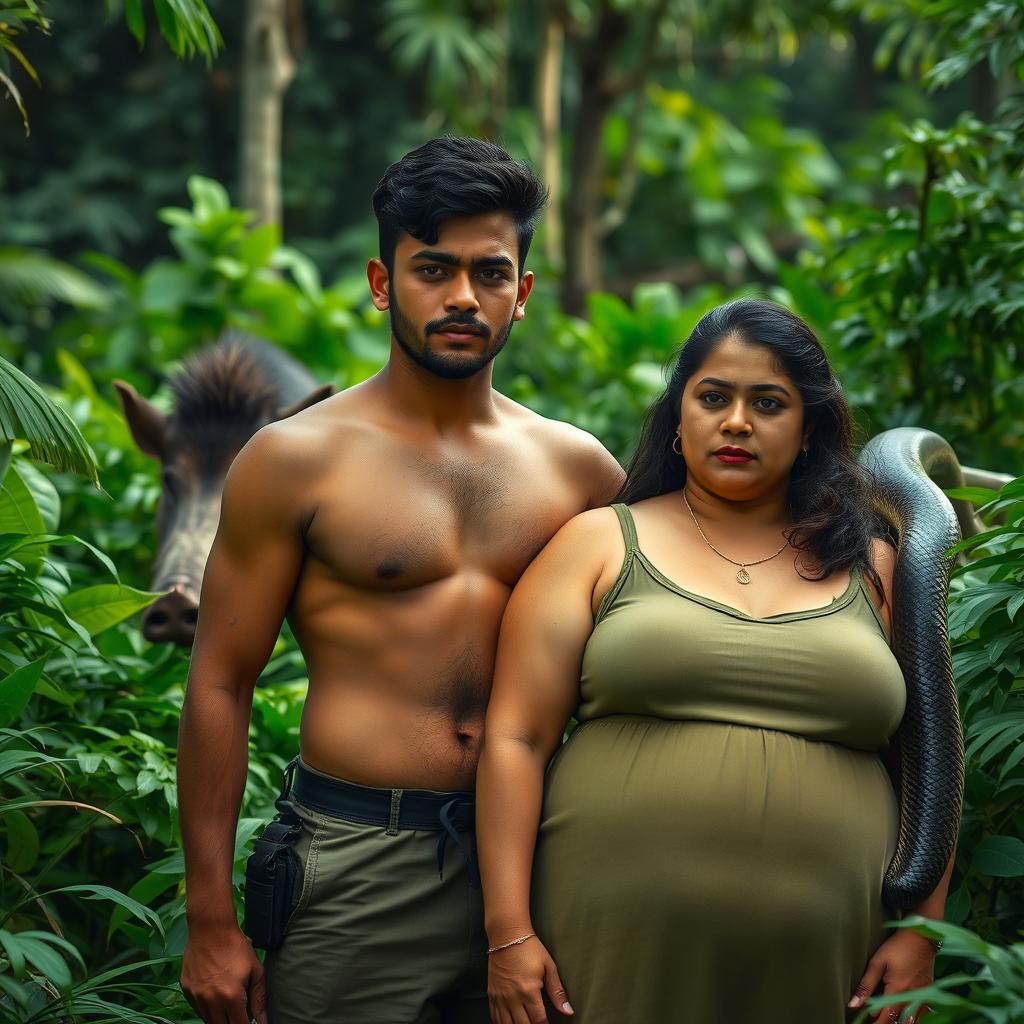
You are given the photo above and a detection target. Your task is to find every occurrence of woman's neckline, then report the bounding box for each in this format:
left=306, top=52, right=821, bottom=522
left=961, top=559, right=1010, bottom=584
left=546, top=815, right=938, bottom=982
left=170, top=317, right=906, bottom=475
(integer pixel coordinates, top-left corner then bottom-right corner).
left=632, top=549, right=861, bottom=623
left=618, top=502, right=861, bottom=623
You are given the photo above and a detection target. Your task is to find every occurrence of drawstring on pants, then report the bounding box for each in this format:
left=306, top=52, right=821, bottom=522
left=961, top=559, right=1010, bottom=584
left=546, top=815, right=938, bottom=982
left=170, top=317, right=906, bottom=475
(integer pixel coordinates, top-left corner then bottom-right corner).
left=436, top=797, right=480, bottom=888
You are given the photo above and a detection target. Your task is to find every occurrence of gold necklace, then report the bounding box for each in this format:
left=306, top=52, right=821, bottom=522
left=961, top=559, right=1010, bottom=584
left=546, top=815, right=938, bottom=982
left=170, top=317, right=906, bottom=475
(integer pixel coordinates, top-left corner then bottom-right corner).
left=682, top=491, right=789, bottom=585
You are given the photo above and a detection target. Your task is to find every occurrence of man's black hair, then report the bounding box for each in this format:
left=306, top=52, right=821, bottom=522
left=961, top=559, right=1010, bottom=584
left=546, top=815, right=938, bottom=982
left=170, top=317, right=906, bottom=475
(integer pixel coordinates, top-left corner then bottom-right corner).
left=372, top=137, right=548, bottom=278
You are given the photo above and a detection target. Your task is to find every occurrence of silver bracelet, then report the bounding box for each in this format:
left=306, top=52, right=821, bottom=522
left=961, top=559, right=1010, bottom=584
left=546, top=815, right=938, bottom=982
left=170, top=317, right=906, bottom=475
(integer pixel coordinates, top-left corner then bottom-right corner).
left=487, top=931, right=536, bottom=955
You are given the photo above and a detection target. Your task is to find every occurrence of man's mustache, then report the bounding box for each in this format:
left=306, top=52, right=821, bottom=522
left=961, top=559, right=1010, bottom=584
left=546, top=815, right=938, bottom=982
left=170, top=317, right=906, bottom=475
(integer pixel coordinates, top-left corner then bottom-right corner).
left=424, top=314, right=491, bottom=338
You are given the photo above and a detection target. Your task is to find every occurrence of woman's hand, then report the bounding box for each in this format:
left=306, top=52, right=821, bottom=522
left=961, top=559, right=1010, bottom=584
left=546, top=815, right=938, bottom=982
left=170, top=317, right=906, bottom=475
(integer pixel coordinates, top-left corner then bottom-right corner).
left=848, top=929, right=937, bottom=1022
left=487, top=936, right=573, bottom=1024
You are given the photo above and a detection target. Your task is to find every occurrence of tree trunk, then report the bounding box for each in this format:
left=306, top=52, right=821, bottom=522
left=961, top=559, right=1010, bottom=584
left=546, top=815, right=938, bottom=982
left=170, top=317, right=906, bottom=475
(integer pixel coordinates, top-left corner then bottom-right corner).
left=560, top=8, right=625, bottom=316
left=485, top=1, right=511, bottom=138
left=537, top=13, right=564, bottom=266
left=239, top=0, right=296, bottom=227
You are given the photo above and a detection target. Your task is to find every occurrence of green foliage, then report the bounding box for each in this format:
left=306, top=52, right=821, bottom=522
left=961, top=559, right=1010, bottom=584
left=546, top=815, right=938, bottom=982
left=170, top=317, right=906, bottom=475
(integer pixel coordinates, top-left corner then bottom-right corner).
left=56, top=175, right=385, bottom=391
left=771, top=0, right=1024, bottom=474
left=0, top=358, right=100, bottom=485
left=497, top=280, right=728, bottom=462
left=0, top=0, right=49, bottom=131
left=859, top=917, right=1024, bottom=1023
left=860, top=0, right=1024, bottom=90
left=0, top=248, right=111, bottom=314
left=1, top=0, right=220, bottom=134
left=606, top=76, right=840, bottom=279
left=0, top=362, right=308, bottom=1019
left=110, top=0, right=222, bottom=63
left=945, top=478, right=1024, bottom=945
left=381, top=0, right=502, bottom=92
left=791, top=108, right=1024, bottom=473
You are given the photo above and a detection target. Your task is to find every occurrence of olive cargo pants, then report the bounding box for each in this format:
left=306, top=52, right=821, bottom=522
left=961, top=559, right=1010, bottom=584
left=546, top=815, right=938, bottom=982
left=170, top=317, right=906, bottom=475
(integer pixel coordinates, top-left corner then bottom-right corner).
left=264, top=765, right=488, bottom=1024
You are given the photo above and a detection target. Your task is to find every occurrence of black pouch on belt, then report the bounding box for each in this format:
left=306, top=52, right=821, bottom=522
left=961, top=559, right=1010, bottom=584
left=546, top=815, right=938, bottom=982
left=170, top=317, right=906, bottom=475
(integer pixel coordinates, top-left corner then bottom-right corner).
left=243, top=759, right=302, bottom=952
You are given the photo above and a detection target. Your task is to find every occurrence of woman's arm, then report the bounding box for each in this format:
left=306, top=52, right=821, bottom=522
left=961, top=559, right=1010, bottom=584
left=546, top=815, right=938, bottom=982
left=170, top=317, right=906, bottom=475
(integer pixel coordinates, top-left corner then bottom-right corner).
left=477, top=509, right=615, bottom=1022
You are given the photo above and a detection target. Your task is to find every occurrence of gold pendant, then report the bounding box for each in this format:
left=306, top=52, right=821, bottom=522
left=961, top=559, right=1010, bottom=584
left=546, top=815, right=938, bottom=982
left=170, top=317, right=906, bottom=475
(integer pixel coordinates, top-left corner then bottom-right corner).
left=736, top=567, right=751, bottom=585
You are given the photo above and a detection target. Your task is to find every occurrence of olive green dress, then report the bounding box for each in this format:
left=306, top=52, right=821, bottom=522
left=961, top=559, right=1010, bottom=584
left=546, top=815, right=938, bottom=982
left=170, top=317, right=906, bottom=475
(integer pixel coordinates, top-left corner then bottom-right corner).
left=532, top=504, right=906, bottom=1023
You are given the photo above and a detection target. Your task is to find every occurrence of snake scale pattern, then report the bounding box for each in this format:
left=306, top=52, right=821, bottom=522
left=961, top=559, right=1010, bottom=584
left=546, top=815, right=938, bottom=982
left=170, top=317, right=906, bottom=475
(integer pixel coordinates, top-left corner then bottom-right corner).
left=859, top=428, right=966, bottom=910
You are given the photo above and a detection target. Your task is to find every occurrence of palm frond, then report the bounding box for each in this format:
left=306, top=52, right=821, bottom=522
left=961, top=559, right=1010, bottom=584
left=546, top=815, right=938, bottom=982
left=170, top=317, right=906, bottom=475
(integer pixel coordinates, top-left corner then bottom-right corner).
left=0, top=357, right=99, bottom=486
left=0, top=65, right=26, bottom=133
left=151, top=0, right=222, bottom=62
left=0, top=249, right=110, bottom=309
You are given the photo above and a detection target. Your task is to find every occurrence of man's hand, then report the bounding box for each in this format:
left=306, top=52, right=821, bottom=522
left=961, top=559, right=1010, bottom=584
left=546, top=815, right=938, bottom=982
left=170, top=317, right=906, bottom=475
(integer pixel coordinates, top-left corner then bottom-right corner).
left=487, top=936, right=573, bottom=1024
left=181, top=922, right=267, bottom=1024
left=848, top=929, right=936, bottom=1023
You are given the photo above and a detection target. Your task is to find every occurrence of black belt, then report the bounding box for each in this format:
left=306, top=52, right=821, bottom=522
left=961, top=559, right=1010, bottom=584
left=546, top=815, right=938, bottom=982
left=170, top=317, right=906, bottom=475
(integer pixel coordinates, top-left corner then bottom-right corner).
left=286, top=759, right=479, bottom=886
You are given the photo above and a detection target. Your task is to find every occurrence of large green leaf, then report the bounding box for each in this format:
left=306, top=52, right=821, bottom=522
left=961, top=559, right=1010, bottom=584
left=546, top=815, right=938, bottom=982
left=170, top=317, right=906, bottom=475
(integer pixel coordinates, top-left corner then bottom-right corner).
left=0, top=657, right=46, bottom=728
left=61, top=584, right=158, bottom=638
left=0, top=357, right=99, bottom=485
left=46, top=884, right=164, bottom=937
left=108, top=870, right=180, bottom=940
left=0, top=460, right=45, bottom=536
left=0, top=930, right=84, bottom=989
left=12, top=458, right=59, bottom=531
left=971, top=835, right=1024, bottom=878
left=3, top=809, right=39, bottom=873
left=0, top=247, right=109, bottom=309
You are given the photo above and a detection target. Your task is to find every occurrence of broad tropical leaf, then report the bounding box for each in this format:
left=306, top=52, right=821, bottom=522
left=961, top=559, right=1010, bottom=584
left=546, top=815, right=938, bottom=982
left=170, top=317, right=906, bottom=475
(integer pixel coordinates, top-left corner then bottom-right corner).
left=0, top=357, right=100, bottom=485
left=0, top=658, right=46, bottom=728
left=0, top=248, right=110, bottom=309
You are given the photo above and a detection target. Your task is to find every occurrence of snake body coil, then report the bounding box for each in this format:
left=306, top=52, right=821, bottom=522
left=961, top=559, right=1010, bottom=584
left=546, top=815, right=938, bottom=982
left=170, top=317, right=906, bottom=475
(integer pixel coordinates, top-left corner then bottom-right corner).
left=858, top=428, right=965, bottom=909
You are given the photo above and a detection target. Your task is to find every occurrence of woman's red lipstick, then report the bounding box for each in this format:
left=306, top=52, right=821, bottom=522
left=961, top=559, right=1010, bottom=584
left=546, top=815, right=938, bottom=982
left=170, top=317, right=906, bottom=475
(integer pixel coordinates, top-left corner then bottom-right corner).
left=714, top=446, right=755, bottom=464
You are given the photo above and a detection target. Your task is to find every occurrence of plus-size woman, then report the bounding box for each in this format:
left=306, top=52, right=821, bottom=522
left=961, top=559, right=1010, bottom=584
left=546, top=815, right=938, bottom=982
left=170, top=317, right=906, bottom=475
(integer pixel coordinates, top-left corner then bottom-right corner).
left=476, top=300, right=955, bottom=1024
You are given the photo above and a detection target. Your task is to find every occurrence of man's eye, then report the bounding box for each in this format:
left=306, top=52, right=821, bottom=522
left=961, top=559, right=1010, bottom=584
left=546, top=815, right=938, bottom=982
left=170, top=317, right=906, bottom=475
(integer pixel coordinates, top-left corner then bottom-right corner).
left=479, top=269, right=508, bottom=281
left=419, top=266, right=444, bottom=278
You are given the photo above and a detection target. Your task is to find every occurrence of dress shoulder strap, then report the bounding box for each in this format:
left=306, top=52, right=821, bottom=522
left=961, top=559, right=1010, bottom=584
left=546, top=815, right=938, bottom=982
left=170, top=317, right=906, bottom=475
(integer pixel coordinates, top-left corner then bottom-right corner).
left=611, top=503, right=639, bottom=553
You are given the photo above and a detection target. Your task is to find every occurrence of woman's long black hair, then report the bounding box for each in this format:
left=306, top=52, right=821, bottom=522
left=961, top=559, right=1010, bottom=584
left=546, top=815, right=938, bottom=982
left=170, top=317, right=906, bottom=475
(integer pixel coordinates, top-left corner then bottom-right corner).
left=618, top=298, right=882, bottom=591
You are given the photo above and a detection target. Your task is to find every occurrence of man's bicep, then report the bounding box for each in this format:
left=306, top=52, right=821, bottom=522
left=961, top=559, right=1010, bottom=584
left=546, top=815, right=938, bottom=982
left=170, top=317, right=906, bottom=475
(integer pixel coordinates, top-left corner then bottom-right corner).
left=590, top=443, right=625, bottom=507
left=189, top=439, right=307, bottom=689
left=570, top=431, right=624, bottom=509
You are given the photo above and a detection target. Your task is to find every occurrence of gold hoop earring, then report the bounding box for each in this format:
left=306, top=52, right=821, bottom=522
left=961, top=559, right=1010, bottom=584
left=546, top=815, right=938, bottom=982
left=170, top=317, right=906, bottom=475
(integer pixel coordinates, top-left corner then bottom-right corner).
left=672, top=433, right=683, bottom=456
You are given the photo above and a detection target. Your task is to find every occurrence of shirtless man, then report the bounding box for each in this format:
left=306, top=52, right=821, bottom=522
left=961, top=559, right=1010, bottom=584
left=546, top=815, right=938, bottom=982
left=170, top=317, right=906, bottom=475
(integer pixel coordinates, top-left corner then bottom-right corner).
left=177, top=137, right=624, bottom=1024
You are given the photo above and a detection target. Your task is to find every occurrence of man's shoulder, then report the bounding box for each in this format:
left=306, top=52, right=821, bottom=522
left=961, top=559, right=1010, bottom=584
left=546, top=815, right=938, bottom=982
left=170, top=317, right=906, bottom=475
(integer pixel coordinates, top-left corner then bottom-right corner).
left=498, top=394, right=610, bottom=461
left=229, top=385, right=385, bottom=489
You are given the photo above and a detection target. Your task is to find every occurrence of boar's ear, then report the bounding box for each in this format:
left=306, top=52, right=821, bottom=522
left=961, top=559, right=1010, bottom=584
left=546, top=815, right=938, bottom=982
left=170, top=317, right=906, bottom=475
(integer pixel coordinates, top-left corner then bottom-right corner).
left=277, top=383, right=334, bottom=421
left=113, top=380, right=167, bottom=459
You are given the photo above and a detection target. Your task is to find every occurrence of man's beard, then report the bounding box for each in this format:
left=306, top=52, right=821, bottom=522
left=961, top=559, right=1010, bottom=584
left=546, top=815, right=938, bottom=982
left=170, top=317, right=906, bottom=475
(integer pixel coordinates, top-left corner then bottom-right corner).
left=389, top=292, right=516, bottom=380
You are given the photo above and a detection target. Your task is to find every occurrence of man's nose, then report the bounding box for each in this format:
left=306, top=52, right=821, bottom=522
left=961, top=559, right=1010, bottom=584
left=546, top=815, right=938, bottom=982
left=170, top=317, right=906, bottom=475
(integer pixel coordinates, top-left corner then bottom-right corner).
left=443, top=271, right=479, bottom=313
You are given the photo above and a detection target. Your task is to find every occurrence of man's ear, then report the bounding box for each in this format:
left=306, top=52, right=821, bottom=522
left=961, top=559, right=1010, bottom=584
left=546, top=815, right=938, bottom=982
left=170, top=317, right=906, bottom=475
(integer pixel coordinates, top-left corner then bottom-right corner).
left=513, top=270, right=535, bottom=322
left=277, top=383, right=334, bottom=420
left=367, top=258, right=390, bottom=311
left=113, top=380, right=167, bottom=459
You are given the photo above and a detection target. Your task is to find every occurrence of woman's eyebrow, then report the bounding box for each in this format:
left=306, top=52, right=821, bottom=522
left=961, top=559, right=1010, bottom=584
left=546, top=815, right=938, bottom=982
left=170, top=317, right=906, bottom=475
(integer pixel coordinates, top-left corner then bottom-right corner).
left=697, top=376, right=791, bottom=396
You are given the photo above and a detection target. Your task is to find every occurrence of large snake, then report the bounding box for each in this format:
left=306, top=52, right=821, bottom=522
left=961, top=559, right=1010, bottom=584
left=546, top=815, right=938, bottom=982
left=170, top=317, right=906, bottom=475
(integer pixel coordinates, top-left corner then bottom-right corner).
left=858, top=427, right=977, bottom=910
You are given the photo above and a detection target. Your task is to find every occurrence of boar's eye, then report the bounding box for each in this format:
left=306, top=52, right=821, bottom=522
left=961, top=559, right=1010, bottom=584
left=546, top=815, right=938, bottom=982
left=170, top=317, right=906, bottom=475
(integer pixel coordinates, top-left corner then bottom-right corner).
left=161, top=468, right=181, bottom=499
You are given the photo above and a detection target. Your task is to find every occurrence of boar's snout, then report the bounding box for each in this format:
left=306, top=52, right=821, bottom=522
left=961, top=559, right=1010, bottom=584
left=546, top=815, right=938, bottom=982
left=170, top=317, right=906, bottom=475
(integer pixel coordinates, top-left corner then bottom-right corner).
left=143, top=584, right=199, bottom=647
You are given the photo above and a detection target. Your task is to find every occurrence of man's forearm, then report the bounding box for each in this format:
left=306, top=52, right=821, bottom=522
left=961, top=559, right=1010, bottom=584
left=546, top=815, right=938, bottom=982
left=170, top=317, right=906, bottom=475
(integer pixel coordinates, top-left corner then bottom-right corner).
left=178, top=680, right=253, bottom=928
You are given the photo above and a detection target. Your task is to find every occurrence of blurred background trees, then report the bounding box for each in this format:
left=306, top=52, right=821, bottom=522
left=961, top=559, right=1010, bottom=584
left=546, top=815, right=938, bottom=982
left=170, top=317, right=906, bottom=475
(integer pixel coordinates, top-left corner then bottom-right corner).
left=2, top=0, right=1023, bottom=1019
left=2, top=0, right=1020, bottom=471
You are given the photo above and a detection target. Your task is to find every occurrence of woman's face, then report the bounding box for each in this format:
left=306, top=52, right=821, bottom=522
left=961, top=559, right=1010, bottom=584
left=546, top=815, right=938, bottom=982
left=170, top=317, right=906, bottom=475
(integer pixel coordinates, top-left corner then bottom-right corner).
left=678, top=334, right=809, bottom=503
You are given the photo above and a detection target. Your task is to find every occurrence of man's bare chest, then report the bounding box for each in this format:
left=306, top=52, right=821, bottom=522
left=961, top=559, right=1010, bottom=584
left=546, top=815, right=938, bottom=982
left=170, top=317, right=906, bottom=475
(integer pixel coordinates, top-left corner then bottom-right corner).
left=304, top=452, right=581, bottom=592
